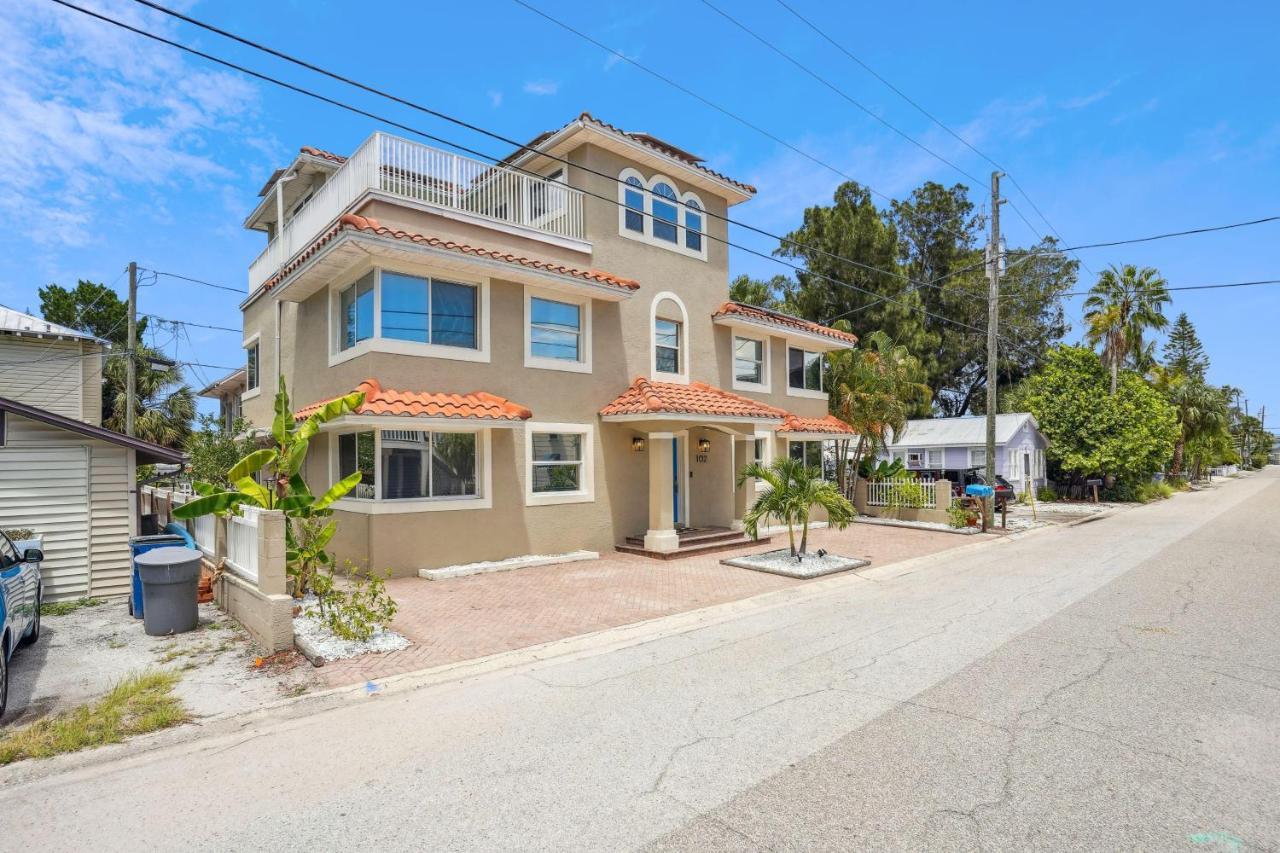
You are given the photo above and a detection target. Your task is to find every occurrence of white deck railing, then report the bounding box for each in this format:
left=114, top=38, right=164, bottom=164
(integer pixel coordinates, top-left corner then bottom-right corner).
left=866, top=477, right=936, bottom=509
left=225, top=506, right=261, bottom=583
left=248, top=132, right=586, bottom=292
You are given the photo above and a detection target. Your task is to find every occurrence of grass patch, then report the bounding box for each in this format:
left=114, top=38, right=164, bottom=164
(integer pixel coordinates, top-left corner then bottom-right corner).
left=40, top=597, right=107, bottom=617
left=0, top=670, right=187, bottom=765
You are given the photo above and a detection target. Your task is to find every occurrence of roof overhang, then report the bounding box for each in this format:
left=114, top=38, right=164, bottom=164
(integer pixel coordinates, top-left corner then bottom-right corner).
left=511, top=120, right=755, bottom=206
left=198, top=368, right=247, bottom=399
left=246, top=228, right=635, bottom=309
left=600, top=413, right=780, bottom=431
left=244, top=151, right=346, bottom=232
left=712, top=314, right=855, bottom=352
left=319, top=414, right=525, bottom=431
left=0, top=397, right=183, bottom=465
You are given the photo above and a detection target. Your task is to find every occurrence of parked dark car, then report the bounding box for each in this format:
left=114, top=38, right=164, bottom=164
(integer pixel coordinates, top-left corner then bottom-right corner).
left=921, top=467, right=1016, bottom=507
left=1, top=531, right=43, bottom=719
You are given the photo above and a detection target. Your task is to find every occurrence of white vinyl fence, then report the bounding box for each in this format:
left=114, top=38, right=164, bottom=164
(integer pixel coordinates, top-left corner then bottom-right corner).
left=865, top=477, right=937, bottom=509
left=190, top=512, right=216, bottom=555
left=225, top=506, right=261, bottom=583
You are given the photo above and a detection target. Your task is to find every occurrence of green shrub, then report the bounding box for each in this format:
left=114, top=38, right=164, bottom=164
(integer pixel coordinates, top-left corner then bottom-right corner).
left=886, top=479, right=931, bottom=511
left=1036, top=485, right=1058, bottom=502
left=946, top=502, right=970, bottom=529
left=1133, top=481, right=1176, bottom=503
left=309, top=562, right=399, bottom=643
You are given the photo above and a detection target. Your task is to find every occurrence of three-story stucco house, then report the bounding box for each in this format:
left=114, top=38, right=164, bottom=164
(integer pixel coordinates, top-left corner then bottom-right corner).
left=237, top=113, right=856, bottom=575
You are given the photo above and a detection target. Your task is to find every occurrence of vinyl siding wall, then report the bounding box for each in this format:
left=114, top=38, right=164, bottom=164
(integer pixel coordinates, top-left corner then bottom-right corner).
left=0, top=414, right=134, bottom=600
left=0, top=336, right=98, bottom=422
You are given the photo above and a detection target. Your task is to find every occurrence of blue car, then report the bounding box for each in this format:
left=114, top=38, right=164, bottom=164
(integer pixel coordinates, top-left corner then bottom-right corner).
left=1, top=531, right=43, bottom=720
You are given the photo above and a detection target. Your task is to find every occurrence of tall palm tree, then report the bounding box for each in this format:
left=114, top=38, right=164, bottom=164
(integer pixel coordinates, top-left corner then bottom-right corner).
left=1083, top=264, right=1171, bottom=394
left=1156, top=370, right=1228, bottom=476
left=737, top=457, right=854, bottom=557
left=829, top=330, right=930, bottom=495
left=104, top=345, right=196, bottom=448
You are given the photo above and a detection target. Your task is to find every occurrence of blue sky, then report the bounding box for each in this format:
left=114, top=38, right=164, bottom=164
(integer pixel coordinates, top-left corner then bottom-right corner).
left=2, top=0, right=1277, bottom=425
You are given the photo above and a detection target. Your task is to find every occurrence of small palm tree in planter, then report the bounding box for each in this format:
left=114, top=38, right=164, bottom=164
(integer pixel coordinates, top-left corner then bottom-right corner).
left=737, top=457, right=855, bottom=558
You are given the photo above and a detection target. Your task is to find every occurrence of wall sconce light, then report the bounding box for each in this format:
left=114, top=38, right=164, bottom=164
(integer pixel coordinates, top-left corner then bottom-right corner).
left=698, top=438, right=712, bottom=453
left=632, top=437, right=647, bottom=452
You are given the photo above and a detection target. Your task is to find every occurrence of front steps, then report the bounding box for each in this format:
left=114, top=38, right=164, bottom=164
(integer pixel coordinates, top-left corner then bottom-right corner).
left=616, top=527, right=770, bottom=560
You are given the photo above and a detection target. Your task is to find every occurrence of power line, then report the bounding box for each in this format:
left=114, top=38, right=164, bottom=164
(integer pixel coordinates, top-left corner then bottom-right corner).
left=1061, top=278, right=1280, bottom=298
left=142, top=269, right=246, bottom=294
left=771, top=0, right=1092, bottom=274
left=60, top=0, right=1010, bottom=346
left=142, top=313, right=242, bottom=334
left=125, top=0, right=973, bottom=300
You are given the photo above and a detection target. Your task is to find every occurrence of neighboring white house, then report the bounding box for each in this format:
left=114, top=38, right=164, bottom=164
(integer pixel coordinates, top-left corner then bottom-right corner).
left=880, top=413, right=1049, bottom=492
left=0, top=304, right=107, bottom=424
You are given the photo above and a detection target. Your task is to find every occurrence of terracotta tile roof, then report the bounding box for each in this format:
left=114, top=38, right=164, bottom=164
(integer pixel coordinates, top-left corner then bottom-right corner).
left=260, top=213, right=640, bottom=294
left=299, top=145, right=347, bottom=164
left=776, top=414, right=855, bottom=435
left=295, top=379, right=532, bottom=422
left=600, top=377, right=787, bottom=420
left=713, top=301, right=858, bottom=346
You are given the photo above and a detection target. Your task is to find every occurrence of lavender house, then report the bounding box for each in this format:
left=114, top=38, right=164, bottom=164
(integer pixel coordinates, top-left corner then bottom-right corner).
left=880, top=413, right=1049, bottom=492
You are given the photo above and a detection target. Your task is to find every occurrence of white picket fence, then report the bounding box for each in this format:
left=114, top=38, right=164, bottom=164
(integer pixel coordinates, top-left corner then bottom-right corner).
left=865, top=477, right=937, bottom=509
left=225, top=506, right=261, bottom=583
left=190, top=512, right=216, bottom=556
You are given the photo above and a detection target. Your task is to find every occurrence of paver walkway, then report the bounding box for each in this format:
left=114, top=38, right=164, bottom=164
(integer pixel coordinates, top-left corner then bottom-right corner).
left=320, top=522, right=988, bottom=686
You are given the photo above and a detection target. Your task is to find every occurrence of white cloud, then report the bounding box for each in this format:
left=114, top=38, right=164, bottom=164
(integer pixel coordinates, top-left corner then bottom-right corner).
left=487, top=89, right=503, bottom=108
left=1061, top=89, right=1111, bottom=110
left=522, top=80, right=559, bottom=96
left=0, top=0, right=263, bottom=247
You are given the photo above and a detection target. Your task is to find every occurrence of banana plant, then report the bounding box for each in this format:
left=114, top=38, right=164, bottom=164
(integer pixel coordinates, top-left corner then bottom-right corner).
left=174, top=377, right=365, bottom=596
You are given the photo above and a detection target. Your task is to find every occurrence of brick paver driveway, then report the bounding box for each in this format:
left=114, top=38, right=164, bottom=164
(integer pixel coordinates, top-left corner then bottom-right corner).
left=319, top=523, right=988, bottom=686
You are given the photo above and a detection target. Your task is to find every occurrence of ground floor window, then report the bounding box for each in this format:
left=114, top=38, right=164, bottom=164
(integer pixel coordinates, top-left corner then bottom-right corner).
left=788, top=440, right=835, bottom=480
left=530, top=431, right=582, bottom=492
left=339, top=429, right=478, bottom=501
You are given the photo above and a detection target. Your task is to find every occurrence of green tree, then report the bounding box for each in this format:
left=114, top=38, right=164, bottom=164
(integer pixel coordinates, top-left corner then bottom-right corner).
left=737, top=456, right=854, bottom=557
left=728, top=274, right=789, bottom=309
left=184, top=414, right=257, bottom=487
left=1155, top=370, right=1228, bottom=477
left=102, top=345, right=195, bottom=448
left=1083, top=264, right=1171, bottom=394
left=828, top=330, right=931, bottom=494
left=1006, top=345, right=1178, bottom=484
left=38, top=280, right=147, bottom=348
left=1161, top=312, right=1209, bottom=380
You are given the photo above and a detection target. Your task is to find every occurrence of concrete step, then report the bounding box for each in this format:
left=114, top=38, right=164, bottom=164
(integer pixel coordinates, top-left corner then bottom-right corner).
left=616, top=534, right=771, bottom=560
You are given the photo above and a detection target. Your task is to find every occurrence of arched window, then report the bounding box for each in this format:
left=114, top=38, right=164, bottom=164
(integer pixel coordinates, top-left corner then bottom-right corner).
left=650, top=292, right=690, bottom=382
left=683, top=197, right=702, bottom=252
left=623, top=175, right=644, bottom=233
left=651, top=182, right=678, bottom=243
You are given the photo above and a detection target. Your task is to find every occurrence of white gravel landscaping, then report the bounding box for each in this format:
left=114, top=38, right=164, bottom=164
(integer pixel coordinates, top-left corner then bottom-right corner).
left=293, top=595, right=410, bottom=662
left=722, top=548, right=869, bottom=579
left=854, top=516, right=982, bottom=535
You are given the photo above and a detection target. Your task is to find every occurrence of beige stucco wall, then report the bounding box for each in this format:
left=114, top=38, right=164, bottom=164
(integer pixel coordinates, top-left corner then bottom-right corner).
left=239, top=137, right=845, bottom=574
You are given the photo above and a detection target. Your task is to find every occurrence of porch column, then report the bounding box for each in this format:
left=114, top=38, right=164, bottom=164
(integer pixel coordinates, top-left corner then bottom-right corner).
left=732, top=435, right=755, bottom=534
left=643, top=432, right=679, bottom=552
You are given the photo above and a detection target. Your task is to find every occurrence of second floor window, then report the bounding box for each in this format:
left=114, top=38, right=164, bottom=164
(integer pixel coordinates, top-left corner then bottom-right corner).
left=339, top=270, right=480, bottom=355
left=651, top=182, right=678, bottom=243
left=529, top=297, right=581, bottom=362
left=734, top=336, right=763, bottom=385
left=245, top=340, right=260, bottom=391
left=655, top=318, right=681, bottom=374
left=339, top=273, right=375, bottom=350
left=788, top=347, right=823, bottom=392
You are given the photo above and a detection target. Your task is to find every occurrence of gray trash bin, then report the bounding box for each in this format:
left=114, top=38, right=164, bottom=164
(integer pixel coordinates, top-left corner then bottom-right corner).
left=135, top=546, right=202, bottom=636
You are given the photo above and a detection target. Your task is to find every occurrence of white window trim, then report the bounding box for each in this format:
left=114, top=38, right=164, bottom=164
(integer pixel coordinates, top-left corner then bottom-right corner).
left=731, top=333, right=770, bottom=393
left=926, top=448, right=944, bottom=468
left=785, top=344, right=827, bottom=400
left=330, top=427, right=493, bottom=514
left=327, top=264, right=491, bottom=368
left=523, top=285, right=592, bottom=374
left=241, top=333, right=262, bottom=401
left=650, top=291, right=690, bottom=384
left=968, top=446, right=989, bottom=468
left=906, top=449, right=925, bottom=469
left=753, top=429, right=773, bottom=491
left=524, top=422, right=595, bottom=506
left=616, top=168, right=709, bottom=262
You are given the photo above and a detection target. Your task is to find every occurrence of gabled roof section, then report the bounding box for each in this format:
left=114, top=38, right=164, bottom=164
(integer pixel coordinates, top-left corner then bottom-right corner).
left=511, top=112, right=756, bottom=200
left=886, top=413, right=1041, bottom=448
left=198, top=367, right=246, bottom=399
left=600, top=377, right=787, bottom=421
left=0, top=396, right=183, bottom=465
left=295, top=379, right=532, bottom=422
left=776, top=414, right=855, bottom=435
left=0, top=305, right=107, bottom=344
left=256, top=213, right=639, bottom=298
left=712, top=302, right=858, bottom=348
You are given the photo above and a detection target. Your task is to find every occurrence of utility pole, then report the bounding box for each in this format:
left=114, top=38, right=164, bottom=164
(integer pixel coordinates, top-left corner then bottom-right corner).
left=126, top=260, right=137, bottom=437
left=985, top=171, right=1005, bottom=484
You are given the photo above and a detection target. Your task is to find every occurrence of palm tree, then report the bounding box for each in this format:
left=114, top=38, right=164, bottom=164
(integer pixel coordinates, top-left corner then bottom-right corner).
left=104, top=345, right=196, bottom=448
left=1083, top=264, right=1171, bottom=394
left=1157, top=371, right=1228, bottom=476
left=737, top=457, right=854, bottom=557
left=829, top=330, right=930, bottom=495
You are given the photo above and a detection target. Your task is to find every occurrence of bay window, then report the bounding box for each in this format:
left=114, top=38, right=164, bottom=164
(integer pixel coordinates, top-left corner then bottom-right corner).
left=788, top=440, right=833, bottom=480
left=245, top=339, right=260, bottom=391
left=339, top=273, right=375, bottom=350
left=334, top=269, right=484, bottom=362
left=338, top=429, right=480, bottom=505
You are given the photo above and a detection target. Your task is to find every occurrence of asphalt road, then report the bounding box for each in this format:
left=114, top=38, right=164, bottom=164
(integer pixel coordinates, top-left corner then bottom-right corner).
left=2, top=469, right=1277, bottom=852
